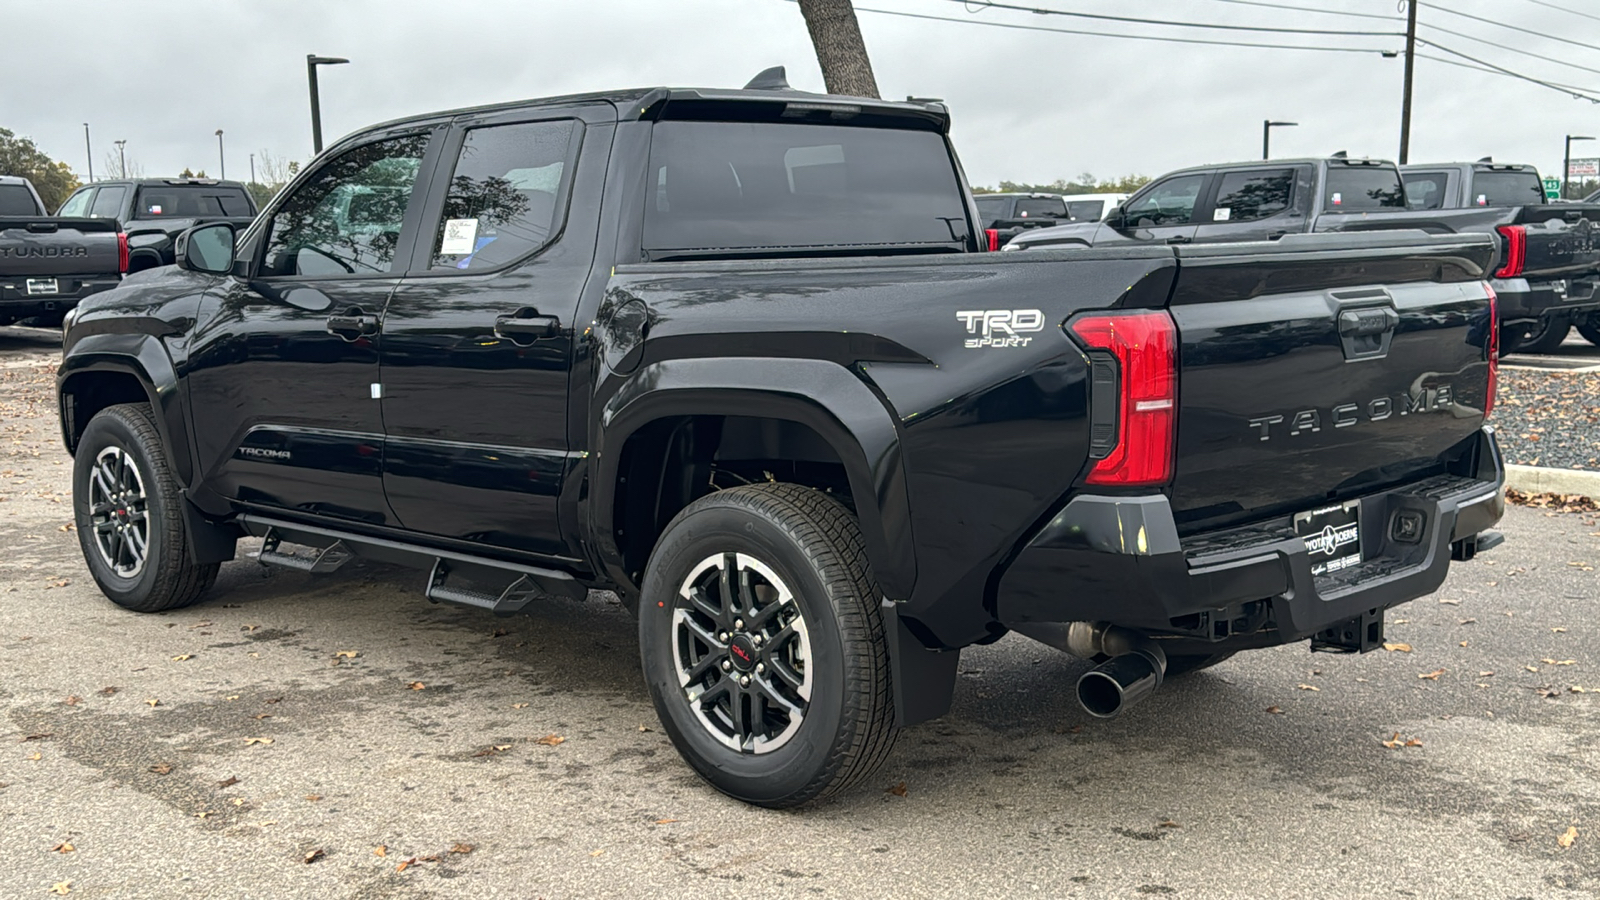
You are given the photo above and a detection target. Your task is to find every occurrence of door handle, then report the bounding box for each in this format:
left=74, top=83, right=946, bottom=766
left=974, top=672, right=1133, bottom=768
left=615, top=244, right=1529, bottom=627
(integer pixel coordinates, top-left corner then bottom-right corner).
left=1268, top=230, right=1290, bottom=240
left=326, top=308, right=379, bottom=340
left=1166, top=236, right=1193, bottom=244
left=494, top=308, right=560, bottom=342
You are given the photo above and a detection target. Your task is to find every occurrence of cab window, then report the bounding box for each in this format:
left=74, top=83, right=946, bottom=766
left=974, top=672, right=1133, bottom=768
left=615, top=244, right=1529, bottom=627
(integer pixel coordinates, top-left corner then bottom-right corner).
left=57, top=189, right=94, bottom=217
left=1402, top=172, right=1449, bottom=210
left=1211, top=169, right=1293, bottom=222
left=1124, top=175, right=1205, bottom=226
left=429, top=120, right=577, bottom=271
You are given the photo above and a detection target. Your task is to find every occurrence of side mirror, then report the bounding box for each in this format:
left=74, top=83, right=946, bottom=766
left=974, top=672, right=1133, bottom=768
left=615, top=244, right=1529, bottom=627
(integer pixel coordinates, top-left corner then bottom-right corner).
left=175, top=222, right=236, bottom=275
left=1105, top=205, right=1128, bottom=229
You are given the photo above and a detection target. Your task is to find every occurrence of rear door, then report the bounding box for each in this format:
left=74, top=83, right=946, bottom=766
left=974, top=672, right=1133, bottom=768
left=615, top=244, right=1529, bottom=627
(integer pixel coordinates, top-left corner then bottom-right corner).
left=1190, top=166, right=1307, bottom=243
left=1164, top=232, right=1496, bottom=532
left=377, top=108, right=604, bottom=558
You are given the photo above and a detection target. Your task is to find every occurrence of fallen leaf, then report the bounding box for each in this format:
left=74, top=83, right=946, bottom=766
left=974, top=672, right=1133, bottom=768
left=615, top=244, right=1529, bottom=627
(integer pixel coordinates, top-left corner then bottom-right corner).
left=1559, top=826, right=1578, bottom=849
left=98, top=687, right=118, bottom=695
left=1158, top=820, right=1181, bottom=829
left=590, top=849, right=605, bottom=857
left=1478, top=671, right=1495, bottom=677
left=264, top=696, right=282, bottom=704
left=1459, top=618, right=1477, bottom=624
left=243, top=737, right=274, bottom=746
left=397, top=857, right=418, bottom=873
left=26, top=752, right=41, bottom=761
left=1459, top=641, right=1470, bottom=648
left=148, top=763, right=173, bottom=775
left=1526, top=665, right=1541, bottom=672
left=64, top=696, right=80, bottom=706
left=305, top=794, right=321, bottom=802
left=373, top=845, right=387, bottom=857
left=252, top=714, right=272, bottom=720
left=637, top=725, right=652, bottom=732
left=171, top=654, right=193, bottom=662
left=50, top=842, right=74, bottom=853
left=511, top=703, right=529, bottom=709
left=886, top=781, right=909, bottom=797
left=1543, top=659, right=1577, bottom=666
left=1297, top=684, right=1321, bottom=692
left=19, top=733, right=51, bottom=742
left=1383, top=643, right=1413, bottom=652
left=1419, top=669, right=1446, bottom=680
left=1571, top=686, right=1588, bottom=694
left=1265, top=706, right=1283, bottom=714
left=217, top=776, right=240, bottom=788
left=449, top=843, right=473, bottom=855
left=145, top=699, right=159, bottom=707
left=473, top=744, right=513, bottom=757
left=1437, top=598, right=1461, bottom=606
left=654, top=818, right=679, bottom=825
left=335, top=650, right=359, bottom=659
left=48, top=880, right=70, bottom=895
left=1553, top=627, right=1568, bottom=633
left=406, top=682, right=425, bottom=691
left=231, top=798, right=244, bottom=806
left=1405, top=738, right=1423, bottom=747
left=535, top=734, right=565, bottom=747
left=303, top=848, right=325, bottom=864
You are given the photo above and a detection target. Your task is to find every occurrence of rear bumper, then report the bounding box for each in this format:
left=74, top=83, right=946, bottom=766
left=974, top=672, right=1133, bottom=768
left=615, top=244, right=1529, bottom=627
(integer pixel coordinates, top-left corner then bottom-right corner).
left=0, top=274, right=121, bottom=321
left=1492, top=276, right=1600, bottom=326
left=995, top=427, right=1505, bottom=645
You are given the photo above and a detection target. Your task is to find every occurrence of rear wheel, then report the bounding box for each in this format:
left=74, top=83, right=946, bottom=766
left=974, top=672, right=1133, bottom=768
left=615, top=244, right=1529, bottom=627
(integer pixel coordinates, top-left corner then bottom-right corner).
left=1517, top=316, right=1572, bottom=354
left=639, top=483, right=897, bottom=808
left=72, top=403, right=218, bottom=612
left=1577, top=318, right=1600, bottom=347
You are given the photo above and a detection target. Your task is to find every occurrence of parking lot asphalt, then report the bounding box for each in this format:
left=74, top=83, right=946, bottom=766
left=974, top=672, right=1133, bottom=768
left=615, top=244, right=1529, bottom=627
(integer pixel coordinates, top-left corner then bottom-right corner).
left=2, top=324, right=1598, bottom=899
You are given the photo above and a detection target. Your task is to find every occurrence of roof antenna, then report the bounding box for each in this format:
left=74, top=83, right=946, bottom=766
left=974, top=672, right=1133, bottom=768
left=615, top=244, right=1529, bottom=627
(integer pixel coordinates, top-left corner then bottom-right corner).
left=1477, top=155, right=1493, bottom=163
left=744, top=66, right=791, bottom=91
left=1331, top=150, right=1349, bottom=158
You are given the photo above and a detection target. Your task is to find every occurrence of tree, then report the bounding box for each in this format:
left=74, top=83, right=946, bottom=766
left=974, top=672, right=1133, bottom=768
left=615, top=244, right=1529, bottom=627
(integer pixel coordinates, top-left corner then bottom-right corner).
left=247, top=149, right=302, bottom=208
left=797, top=0, right=879, bottom=98
left=972, top=173, right=1153, bottom=195
left=101, top=150, right=144, bottom=180
left=0, top=128, right=82, bottom=211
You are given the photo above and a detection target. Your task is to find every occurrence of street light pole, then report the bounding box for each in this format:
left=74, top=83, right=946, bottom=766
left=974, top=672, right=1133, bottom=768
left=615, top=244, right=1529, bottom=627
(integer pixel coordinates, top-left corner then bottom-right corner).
left=1565, top=135, right=1595, bottom=200
left=1263, top=120, right=1298, bottom=160
left=250, top=152, right=256, bottom=185
left=306, top=54, right=350, bottom=155
left=83, top=123, right=93, bottom=182
left=215, top=129, right=225, bottom=179
left=114, top=140, right=127, bottom=179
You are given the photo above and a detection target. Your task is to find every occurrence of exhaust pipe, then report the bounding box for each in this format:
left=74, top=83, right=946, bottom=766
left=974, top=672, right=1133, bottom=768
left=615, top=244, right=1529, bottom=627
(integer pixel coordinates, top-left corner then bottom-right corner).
left=1013, top=621, right=1167, bottom=718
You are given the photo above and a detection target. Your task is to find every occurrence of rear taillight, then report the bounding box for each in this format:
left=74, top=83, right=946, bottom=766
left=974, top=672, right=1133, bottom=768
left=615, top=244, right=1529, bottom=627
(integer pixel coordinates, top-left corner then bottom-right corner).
left=117, top=232, right=129, bottom=274
left=1069, top=310, right=1177, bottom=486
left=985, top=228, right=1000, bottom=252
left=1494, top=225, right=1525, bottom=278
left=1484, top=283, right=1498, bottom=418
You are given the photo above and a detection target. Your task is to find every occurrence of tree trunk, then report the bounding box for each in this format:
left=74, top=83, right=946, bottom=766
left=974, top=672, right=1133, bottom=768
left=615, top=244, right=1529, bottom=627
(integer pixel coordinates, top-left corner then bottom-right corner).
left=796, top=0, right=880, bottom=99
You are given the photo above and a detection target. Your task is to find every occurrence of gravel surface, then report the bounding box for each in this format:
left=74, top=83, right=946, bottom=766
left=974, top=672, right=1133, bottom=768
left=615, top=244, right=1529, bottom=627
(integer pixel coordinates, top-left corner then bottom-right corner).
left=1496, top=334, right=1600, bottom=470
left=4, top=325, right=1600, bottom=899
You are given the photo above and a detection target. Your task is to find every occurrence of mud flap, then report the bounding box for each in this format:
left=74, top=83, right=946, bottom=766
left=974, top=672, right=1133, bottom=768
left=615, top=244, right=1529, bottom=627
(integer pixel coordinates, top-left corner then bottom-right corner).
left=179, top=491, right=240, bottom=565
left=882, top=600, right=961, bottom=728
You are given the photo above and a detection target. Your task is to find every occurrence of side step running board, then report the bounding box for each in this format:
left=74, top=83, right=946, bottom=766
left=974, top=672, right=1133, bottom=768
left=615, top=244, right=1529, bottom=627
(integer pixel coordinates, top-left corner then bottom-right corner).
left=238, top=514, right=586, bottom=612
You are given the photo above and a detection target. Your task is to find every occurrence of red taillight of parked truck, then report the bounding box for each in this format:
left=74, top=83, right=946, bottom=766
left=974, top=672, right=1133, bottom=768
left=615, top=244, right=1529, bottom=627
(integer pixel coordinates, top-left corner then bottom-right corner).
left=117, top=232, right=129, bottom=274
left=1069, top=310, right=1178, bottom=486
left=985, top=228, right=1000, bottom=252
left=1493, top=225, right=1525, bottom=278
left=1484, top=283, right=1498, bottom=418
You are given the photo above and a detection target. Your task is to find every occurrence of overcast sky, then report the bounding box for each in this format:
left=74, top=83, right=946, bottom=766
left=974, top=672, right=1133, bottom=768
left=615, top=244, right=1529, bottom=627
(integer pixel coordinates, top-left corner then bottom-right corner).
left=5, top=0, right=1600, bottom=189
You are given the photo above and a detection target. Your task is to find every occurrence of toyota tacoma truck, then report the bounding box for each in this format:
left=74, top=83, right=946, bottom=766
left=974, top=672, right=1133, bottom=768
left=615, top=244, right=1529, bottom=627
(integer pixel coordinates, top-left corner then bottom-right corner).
left=55, top=177, right=256, bottom=275
left=57, top=70, right=1505, bottom=808
left=1003, top=155, right=1597, bottom=354
left=1402, top=160, right=1600, bottom=353
left=1, top=175, right=127, bottom=327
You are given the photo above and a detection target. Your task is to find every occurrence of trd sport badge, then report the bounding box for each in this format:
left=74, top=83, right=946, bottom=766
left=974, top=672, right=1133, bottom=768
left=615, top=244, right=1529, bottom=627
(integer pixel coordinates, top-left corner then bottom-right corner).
left=957, top=309, right=1045, bottom=348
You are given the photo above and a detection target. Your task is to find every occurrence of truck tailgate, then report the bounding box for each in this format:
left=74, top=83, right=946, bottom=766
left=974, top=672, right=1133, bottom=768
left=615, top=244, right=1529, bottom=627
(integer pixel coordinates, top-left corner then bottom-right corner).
left=1513, top=204, right=1600, bottom=280
left=1166, top=232, right=1496, bottom=532
left=0, top=217, right=123, bottom=278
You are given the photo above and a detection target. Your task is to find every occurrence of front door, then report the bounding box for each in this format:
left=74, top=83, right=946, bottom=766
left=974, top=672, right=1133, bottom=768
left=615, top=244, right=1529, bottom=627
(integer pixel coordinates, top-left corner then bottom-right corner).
left=1117, top=173, right=1207, bottom=244
left=378, top=114, right=599, bottom=558
left=185, top=131, right=438, bottom=524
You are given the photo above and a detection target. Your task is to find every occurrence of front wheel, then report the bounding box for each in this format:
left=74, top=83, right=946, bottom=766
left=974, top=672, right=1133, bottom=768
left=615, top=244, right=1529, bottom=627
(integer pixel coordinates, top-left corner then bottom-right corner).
left=1576, top=318, right=1600, bottom=347
left=639, top=483, right=897, bottom=808
left=72, top=403, right=218, bottom=612
left=1517, top=316, right=1572, bottom=354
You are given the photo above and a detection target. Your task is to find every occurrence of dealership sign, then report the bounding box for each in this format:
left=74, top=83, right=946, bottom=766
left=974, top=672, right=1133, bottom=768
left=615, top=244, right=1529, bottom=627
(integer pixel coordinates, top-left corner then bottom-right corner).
left=1569, top=158, right=1600, bottom=178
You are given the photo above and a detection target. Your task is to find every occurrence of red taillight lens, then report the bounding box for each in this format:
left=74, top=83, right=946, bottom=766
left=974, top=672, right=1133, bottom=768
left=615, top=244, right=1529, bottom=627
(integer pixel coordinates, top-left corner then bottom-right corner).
left=985, top=228, right=1000, bottom=252
left=1069, top=310, right=1177, bottom=486
left=1494, top=225, right=1525, bottom=278
left=1484, top=283, right=1497, bottom=418
left=117, top=232, right=129, bottom=274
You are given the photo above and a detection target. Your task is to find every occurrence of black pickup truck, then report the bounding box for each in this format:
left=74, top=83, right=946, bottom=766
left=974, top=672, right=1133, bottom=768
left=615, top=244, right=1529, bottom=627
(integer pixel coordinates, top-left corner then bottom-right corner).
left=973, top=192, right=1073, bottom=249
left=1, top=175, right=126, bottom=327
left=1402, top=160, right=1600, bottom=352
left=1005, top=155, right=1600, bottom=354
left=56, top=178, right=256, bottom=274
left=57, top=73, right=1504, bottom=808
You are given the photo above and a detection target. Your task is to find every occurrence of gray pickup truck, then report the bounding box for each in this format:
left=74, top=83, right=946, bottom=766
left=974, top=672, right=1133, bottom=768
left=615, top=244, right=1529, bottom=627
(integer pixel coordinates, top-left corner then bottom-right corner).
left=55, top=178, right=256, bottom=275
left=1403, top=160, right=1600, bottom=352
left=0, top=176, right=125, bottom=327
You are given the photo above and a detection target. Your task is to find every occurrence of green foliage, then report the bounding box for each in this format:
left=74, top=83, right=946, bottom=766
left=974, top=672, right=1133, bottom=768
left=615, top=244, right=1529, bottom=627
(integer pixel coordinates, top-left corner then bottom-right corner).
left=972, top=172, right=1152, bottom=195
left=0, top=128, right=82, bottom=211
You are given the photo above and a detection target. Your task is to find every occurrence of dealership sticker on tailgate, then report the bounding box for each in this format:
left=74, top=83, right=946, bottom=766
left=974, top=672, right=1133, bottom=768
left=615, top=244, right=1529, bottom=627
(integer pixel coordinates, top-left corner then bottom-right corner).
left=1295, top=500, right=1362, bottom=576
left=26, top=278, right=58, bottom=295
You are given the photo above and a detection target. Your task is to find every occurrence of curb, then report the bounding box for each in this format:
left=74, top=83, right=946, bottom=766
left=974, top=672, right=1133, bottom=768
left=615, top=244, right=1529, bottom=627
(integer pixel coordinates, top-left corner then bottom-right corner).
left=1504, top=464, right=1600, bottom=500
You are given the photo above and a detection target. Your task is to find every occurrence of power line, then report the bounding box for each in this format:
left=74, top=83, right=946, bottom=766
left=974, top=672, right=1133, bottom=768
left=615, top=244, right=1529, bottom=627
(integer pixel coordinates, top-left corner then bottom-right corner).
left=945, top=0, right=1403, bottom=37
left=1417, top=51, right=1600, bottom=96
left=1194, top=0, right=1402, bottom=22
left=1423, top=1, right=1600, bottom=56
left=842, top=4, right=1398, bottom=54
left=1416, top=37, right=1600, bottom=102
left=1519, top=0, right=1600, bottom=26
left=1421, top=21, right=1600, bottom=79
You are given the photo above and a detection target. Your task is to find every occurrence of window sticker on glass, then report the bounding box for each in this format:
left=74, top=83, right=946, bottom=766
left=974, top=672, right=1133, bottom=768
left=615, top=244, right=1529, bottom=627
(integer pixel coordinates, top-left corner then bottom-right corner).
left=440, top=218, right=480, bottom=255
left=1213, top=207, right=1231, bottom=221
left=1331, top=192, right=1342, bottom=206
left=1476, top=194, right=1487, bottom=206
left=148, top=205, right=162, bottom=214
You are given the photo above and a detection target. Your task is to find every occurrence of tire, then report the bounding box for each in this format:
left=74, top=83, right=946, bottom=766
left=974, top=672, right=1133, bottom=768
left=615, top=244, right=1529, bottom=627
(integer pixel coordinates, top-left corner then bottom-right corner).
left=72, top=403, right=218, bottom=612
left=638, top=483, right=897, bottom=808
left=1164, top=652, right=1237, bottom=677
left=1577, top=319, right=1600, bottom=347
left=1517, top=316, right=1571, bottom=354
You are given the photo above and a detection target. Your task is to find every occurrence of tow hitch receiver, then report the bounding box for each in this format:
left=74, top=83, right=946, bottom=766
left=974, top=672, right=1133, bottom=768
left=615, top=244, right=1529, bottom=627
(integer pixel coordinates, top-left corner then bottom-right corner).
left=1311, top=607, right=1385, bottom=654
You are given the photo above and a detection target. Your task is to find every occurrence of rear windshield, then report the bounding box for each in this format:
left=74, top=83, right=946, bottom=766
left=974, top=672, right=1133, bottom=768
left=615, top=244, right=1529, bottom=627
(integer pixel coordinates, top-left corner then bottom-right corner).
left=1014, top=197, right=1067, bottom=219
left=974, top=195, right=1009, bottom=224
left=133, top=184, right=253, bottom=218
left=643, top=122, right=970, bottom=257
left=1066, top=200, right=1106, bottom=221
left=1324, top=166, right=1406, bottom=212
left=1470, top=170, right=1544, bottom=207
left=0, top=184, right=40, bottom=216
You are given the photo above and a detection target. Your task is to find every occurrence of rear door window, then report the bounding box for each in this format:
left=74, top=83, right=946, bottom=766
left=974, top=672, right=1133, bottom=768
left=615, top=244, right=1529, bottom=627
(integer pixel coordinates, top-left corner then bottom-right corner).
left=1124, top=174, right=1206, bottom=226
left=1402, top=172, right=1449, bottom=209
left=1211, top=169, right=1294, bottom=222
left=1013, top=197, right=1068, bottom=219
left=643, top=121, right=970, bottom=258
left=89, top=186, right=127, bottom=218
left=1324, top=166, right=1406, bottom=211
left=0, top=184, right=40, bottom=215
left=428, top=119, right=577, bottom=271
left=1470, top=170, right=1545, bottom=207
left=1066, top=200, right=1105, bottom=221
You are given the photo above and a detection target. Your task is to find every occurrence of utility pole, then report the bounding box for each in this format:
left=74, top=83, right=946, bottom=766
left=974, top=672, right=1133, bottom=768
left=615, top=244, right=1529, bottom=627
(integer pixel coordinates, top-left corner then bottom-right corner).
left=83, top=123, right=94, bottom=182
left=1399, top=0, right=1418, bottom=164
left=114, top=140, right=127, bottom=178
left=250, top=152, right=256, bottom=185
left=216, top=129, right=226, bottom=179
